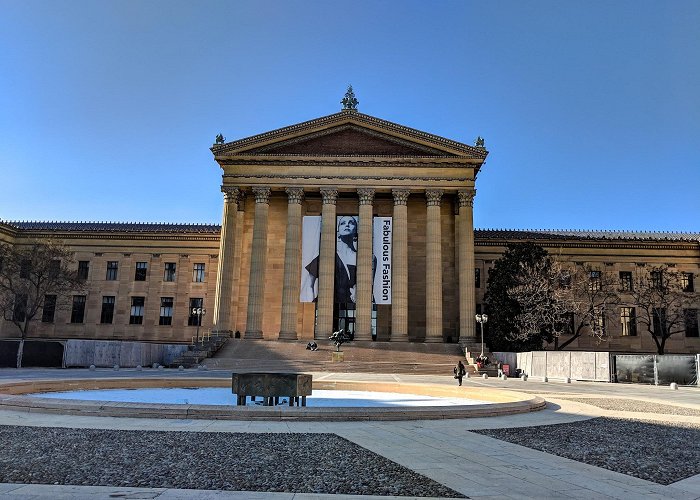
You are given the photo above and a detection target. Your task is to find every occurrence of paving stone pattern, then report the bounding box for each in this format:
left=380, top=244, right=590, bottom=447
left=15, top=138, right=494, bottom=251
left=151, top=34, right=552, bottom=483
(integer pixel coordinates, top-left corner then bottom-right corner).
left=0, top=426, right=465, bottom=497
left=475, top=417, right=700, bottom=485
left=557, top=397, right=700, bottom=416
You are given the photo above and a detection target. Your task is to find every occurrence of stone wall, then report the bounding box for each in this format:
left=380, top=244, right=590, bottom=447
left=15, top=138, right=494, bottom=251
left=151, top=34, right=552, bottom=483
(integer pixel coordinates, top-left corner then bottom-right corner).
left=63, top=340, right=188, bottom=368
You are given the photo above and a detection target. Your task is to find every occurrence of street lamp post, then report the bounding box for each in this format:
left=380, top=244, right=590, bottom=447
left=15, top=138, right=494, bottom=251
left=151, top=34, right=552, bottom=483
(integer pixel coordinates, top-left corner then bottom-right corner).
left=475, top=313, right=488, bottom=357
left=192, top=307, right=206, bottom=346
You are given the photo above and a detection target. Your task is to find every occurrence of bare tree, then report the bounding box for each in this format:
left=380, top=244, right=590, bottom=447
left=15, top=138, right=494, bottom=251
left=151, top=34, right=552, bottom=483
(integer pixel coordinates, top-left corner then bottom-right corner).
left=626, top=266, right=697, bottom=354
left=509, top=262, right=620, bottom=350
left=0, top=241, right=83, bottom=367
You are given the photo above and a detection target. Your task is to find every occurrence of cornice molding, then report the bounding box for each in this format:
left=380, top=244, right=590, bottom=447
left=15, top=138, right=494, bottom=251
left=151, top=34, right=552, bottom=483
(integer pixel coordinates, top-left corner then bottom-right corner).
left=223, top=174, right=471, bottom=182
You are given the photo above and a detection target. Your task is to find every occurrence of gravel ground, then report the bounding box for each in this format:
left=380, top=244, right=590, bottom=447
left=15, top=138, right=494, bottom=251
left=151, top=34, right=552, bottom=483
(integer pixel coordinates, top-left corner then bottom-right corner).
left=0, top=426, right=464, bottom=497
left=474, top=417, right=700, bottom=485
left=554, top=397, right=700, bottom=416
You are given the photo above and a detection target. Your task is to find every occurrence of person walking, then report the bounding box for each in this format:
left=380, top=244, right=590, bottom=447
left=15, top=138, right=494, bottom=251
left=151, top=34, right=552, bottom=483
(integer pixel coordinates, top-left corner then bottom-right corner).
left=454, top=360, right=466, bottom=386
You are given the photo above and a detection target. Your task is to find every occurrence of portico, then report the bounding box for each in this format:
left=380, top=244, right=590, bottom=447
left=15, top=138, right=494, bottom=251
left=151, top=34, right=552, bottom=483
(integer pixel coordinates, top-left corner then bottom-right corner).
left=210, top=99, right=487, bottom=343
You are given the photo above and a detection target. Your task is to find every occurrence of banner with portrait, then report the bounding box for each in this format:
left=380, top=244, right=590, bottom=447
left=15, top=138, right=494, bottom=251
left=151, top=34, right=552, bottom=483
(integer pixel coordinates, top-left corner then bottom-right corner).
left=335, top=215, right=359, bottom=303
left=373, top=217, right=392, bottom=304
left=300, top=216, right=321, bottom=302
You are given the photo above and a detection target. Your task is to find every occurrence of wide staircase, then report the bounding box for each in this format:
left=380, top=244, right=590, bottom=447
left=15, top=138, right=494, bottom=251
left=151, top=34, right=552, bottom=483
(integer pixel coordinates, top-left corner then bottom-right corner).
left=202, top=339, right=467, bottom=375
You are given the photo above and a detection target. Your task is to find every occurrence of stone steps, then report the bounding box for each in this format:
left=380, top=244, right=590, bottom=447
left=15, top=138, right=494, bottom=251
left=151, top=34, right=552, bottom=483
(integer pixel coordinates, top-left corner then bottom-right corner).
left=203, top=340, right=466, bottom=375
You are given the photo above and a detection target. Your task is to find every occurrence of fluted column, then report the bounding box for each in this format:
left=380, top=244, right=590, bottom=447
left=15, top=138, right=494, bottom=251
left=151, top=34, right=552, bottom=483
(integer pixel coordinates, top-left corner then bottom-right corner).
left=425, top=189, right=444, bottom=342
left=391, top=189, right=410, bottom=341
left=245, top=187, right=271, bottom=339
left=316, top=188, right=338, bottom=339
left=213, top=186, right=240, bottom=333
left=279, top=187, right=304, bottom=339
left=458, top=189, right=477, bottom=342
left=230, top=192, right=246, bottom=333
left=355, top=188, right=375, bottom=341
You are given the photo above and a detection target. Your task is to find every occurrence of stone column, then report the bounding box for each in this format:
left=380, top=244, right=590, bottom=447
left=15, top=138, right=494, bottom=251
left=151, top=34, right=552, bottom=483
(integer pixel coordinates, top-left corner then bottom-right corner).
left=391, top=189, right=410, bottom=341
left=230, top=192, right=246, bottom=333
left=316, top=188, right=338, bottom=339
left=355, top=188, right=375, bottom=341
left=279, top=187, right=304, bottom=339
left=458, top=189, right=477, bottom=342
left=244, top=187, right=271, bottom=339
left=213, top=186, right=239, bottom=334
left=425, top=189, right=444, bottom=342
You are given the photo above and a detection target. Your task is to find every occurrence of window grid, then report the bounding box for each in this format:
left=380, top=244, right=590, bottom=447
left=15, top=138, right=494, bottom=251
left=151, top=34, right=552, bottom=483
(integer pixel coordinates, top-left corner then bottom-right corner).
left=134, top=262, right=148, bottom=281
left=682, top=273, right=694, bottom=293
left=101, top=296, right=115, bottom=324
left=42, top=295, right=57, bottom=323
left=130, top=297, right=145, bottom=325
left=159, top=297, right=174, bottom=326
left=106, top=261, right=118, bottom=281
left=685, top=309, right=699, bottom=338
left=77, top=261, right=90, bottom=280
left=620, top=307, right=636, bottom=336
left=193, top=263, right=206, bottom=282
left=71, top=295, right=86, bottom=324
left=619, top=271, right=633, bottom=292
left=164, top=262, right=176, bottom=282
left=188, top=298, right=203, bottom=326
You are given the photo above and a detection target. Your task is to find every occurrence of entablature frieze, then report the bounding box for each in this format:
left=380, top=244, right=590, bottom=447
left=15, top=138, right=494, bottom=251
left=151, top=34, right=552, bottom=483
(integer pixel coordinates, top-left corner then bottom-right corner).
left=475, top=240, right=700, bottom=253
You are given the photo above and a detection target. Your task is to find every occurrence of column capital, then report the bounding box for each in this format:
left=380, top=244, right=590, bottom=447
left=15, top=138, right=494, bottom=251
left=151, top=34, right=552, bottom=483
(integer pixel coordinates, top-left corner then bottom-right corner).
left=357, top=188, right=375, bottom=205
left=425, top=189, right=444, bottom=206
left=457, top=189, right=476, bottom=208
left=320, top=188, right=339, bottom=204
left=221, top=186, right=240, bottom=204
left=236, top=191, right=246, bottom=211
left=285, top=187, right=304, bottom=204
left=252, top=187, right=271, bottom=204
left=392, top=189, right=410, bottom=206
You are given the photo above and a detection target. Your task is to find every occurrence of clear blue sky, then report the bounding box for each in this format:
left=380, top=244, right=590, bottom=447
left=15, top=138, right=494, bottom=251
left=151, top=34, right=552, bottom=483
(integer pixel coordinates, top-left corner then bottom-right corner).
left=1, top=0, right=698, bottom=232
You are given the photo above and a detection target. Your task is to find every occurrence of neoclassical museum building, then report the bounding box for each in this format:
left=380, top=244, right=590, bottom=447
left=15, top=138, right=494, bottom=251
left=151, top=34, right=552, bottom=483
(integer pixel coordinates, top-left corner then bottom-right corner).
left=1, top=97, right=699, bottom=354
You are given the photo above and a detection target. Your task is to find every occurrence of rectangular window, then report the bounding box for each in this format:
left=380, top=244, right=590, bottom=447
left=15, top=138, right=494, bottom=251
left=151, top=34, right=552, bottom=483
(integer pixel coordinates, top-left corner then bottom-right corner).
left=106, top=261, right=118, bottom=280
left=48, top=260, right=60, bottom=279
left=134, top=262, right=148, bottom=281
left=682, top=273, right=694, bottom=292
left=685, top=309, right=699, bottom=338
left=589, top=270, right=601, bottom=292
left=592, top=307, right=606, bottom=336
left=100, top=296, right=115, bottom=324
left=652, top=308, right=667, bottom=336
left=475, top=268, right=480, bottom=288
left=77, top=261, right=90, bottom=280
left=650, top=270, right=663, bottom=289
left=13, top=294, right=27, bottom=322
left=188, top=298, right=203, bottom=326
left=619, top=271, right=633, bottom=292
left=71, top=295, right=86, bottom=323
left=159, top=297, right=174, bottom=326
left=164, top=262, right=176, bottom=282
left=42, top=295, right=57, bottom=323
left=129, top=297, right=145, bottom=325
left=620, top=307, right=637, bottom=336
left=20, top=259, right=31, bottom=279
left=193, top=263, right=205, bottom=282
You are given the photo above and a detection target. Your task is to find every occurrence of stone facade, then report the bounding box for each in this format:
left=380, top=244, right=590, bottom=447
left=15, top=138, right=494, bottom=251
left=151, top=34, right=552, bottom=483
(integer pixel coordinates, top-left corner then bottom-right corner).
left=0, top=110, right=698, bottom=353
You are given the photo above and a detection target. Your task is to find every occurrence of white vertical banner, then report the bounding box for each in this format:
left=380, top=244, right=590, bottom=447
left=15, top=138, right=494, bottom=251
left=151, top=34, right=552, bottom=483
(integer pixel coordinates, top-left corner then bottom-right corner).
left=373, top=217, right=392, bottom=304
left=300, top=216, right=321, bottom=302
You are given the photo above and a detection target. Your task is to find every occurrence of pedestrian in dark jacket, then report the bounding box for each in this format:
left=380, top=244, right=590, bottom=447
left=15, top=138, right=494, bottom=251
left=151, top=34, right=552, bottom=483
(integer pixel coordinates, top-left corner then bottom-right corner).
left=454, top=360, right=466, bottom=386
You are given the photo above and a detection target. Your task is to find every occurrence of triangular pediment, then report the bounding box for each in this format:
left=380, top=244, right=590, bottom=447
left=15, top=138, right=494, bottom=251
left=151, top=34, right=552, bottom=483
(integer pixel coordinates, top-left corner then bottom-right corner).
left=246, top=125, right=451, bottom=156
left=212, top=110, right=488, bottom=159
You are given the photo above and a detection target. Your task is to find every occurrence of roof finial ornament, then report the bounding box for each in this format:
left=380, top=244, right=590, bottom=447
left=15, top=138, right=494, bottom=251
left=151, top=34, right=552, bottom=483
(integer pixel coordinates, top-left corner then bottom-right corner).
left=475, top=136, right=485, bottom=148
left=215, top=133, right=225, bottom=145
left=341, top=85, right=359, bottom=110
